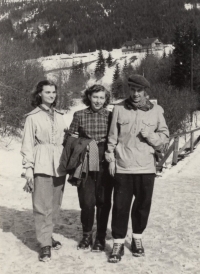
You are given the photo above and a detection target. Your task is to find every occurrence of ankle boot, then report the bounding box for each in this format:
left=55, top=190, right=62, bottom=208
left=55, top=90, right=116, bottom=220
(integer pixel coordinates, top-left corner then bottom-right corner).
left=108, top=243, right=124, bottom=263
left=92, top=237, right=105, bottom=252
left=77, top=233, right=93, bottom=250
left=131, top=238, right=145, bottom=257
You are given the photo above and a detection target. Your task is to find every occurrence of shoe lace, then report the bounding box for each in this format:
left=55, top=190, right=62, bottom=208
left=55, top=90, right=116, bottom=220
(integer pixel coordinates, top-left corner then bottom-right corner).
left=134, top=238, right=142, bottom=249
left=42, top=246, right=50, bottom=254
left=112, top=243, right=122, bottom=255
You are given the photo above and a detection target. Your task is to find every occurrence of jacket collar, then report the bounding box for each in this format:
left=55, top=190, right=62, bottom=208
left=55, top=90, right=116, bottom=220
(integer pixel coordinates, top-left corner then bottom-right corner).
left=124, top=98, right=154, bottom=111
left=25, top=105, right=63, bottom=117
left=40, top=104, right=52, bottom=111
left=84, top=107, right=108, bottom=116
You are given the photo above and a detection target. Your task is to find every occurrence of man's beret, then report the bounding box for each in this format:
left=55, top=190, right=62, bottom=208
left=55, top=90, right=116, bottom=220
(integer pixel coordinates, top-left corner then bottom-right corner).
left=128, top=74, right=150, bottom=88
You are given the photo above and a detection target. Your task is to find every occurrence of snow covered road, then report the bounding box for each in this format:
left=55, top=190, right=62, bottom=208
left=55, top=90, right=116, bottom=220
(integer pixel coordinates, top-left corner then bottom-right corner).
left=0, top=138, right=200, bottom=274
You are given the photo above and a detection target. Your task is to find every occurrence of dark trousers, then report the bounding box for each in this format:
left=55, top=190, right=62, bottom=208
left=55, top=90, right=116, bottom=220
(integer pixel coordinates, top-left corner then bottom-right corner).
left=77, top=143, right=114, bottom=238
left=112, top=173, right=155, bottom=239
left=77, top=170, right=113, bottom=238
left=32, top=175, right=65, bottom=247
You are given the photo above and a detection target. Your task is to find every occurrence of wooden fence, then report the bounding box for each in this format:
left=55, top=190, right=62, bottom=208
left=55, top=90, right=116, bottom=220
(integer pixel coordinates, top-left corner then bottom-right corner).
left=156, top=127, right=200, bottom=172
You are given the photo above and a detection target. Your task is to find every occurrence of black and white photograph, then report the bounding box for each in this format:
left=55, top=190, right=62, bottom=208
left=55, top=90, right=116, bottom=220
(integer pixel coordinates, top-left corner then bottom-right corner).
left=0, top=0, right=200, bottom=273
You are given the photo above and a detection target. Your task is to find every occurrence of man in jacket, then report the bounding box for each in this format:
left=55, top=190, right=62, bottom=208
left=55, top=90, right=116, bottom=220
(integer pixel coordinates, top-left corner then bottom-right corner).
left=105, top=74, right=169, bottom=263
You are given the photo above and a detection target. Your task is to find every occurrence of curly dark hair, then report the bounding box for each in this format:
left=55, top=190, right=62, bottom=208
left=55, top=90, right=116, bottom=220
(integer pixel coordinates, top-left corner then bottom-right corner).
left=82, top=84, right=110, bottom=107
left=31, top=80, right=58, bottom=107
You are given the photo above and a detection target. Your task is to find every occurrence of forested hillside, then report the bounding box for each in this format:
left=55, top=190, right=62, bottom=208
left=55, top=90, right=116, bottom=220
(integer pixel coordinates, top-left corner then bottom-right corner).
left=0, top=0, right=200, bottom=55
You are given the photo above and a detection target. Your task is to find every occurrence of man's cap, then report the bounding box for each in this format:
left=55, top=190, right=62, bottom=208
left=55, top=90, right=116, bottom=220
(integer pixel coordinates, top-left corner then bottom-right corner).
left=128, top=74, right=150, bottom=88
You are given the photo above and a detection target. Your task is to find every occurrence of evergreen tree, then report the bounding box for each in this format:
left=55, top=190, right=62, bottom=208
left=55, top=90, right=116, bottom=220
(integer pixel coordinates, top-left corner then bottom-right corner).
left=125, top=63, right=135, bottom=78
left=95, top=50, right=105, bottom=80
left=171, top=23, right=200, bottom=90
left=113, top=63, right=120, bottom=82
left=5, top=0, right=200, bottom=54
left=68, top=60, right=88, bottom=98
left=162, top=49, right=166, bottom=59
left=193, top=52, right=200, bottom=94
left=122, top=59, right=128, bottom=78
left=112, top=63, right=124, bottom=99
left=112, top=78, right=124, bottom=99
left=106, top=52, right=113, bottom=67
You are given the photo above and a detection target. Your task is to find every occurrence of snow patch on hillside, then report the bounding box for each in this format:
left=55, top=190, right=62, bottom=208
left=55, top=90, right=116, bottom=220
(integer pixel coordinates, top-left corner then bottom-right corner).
left=41, top=45, right=174, bottom=90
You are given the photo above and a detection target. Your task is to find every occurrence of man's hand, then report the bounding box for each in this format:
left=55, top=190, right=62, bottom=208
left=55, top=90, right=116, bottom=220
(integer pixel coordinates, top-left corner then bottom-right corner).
left=141, top=127, right=149, bottom=138
left=23, top=168, right=34, bottom=193
left=108, top=161, right=116, bottom=177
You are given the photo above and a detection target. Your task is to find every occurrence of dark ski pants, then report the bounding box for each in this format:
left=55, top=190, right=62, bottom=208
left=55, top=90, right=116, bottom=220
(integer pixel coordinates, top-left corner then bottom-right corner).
left=77, top=170, right=113, bottom=238
left=112, top=173, right=155, bottom=239
left=77, top=142, right=114, bottom=238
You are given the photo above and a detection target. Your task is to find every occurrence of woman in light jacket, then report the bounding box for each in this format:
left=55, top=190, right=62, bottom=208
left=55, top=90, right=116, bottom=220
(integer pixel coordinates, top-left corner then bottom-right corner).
left=21, top=80, right=67, bottom=262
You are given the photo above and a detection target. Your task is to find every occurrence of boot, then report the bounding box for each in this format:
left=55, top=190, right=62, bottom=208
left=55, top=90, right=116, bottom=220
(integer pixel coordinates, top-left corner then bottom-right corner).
left=52, top=237, right=62, bottom=250
left=39, top=246, right=51, bottom=262
left=108, top=243, right=124, bottom=263
left=92, top=237, right=105, bottom=252
left=77, top=233, right=93, bottom=250
left=131, top=238, right=145, bottom=257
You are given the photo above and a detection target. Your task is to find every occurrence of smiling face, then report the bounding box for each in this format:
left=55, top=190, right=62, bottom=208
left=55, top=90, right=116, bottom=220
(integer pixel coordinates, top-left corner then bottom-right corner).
left=88, top=91, right=106, bottom=112
left=39, top=85, right=57, bottom=108
left=129, top=85, right=145, bottom=103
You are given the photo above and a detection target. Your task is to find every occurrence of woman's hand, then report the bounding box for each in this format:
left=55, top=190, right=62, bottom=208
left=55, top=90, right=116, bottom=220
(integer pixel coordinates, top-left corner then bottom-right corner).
left=108, top=161, right=116, bottom=177
left=23, top=167, right=34, bottom=193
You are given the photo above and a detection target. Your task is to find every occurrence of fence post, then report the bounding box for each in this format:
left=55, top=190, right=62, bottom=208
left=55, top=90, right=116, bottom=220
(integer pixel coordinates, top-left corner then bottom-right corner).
left=172, top=136, right=179, bottom=165
left=190, top=132, right=194, bottom=152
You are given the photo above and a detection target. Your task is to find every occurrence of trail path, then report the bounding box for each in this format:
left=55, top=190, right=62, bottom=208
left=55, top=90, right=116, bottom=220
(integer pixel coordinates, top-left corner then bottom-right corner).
left=0, top=139, right=200, bottom=274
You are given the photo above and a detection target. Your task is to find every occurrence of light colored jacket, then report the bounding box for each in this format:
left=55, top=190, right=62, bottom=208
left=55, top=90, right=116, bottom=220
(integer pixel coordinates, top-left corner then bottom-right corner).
left=105, top=101, right=169, bottom=174
left=21, top=105, right=67, bottom=177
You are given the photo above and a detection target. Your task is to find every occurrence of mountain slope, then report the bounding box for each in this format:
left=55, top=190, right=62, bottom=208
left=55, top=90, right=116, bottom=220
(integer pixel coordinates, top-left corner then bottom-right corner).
left=0, top=0, right=200, bottom=55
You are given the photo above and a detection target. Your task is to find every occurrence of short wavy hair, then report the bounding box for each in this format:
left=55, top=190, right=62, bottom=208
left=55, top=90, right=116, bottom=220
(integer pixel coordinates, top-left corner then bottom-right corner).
left=31, top=80, right=58, bottom=107
left=82, top=84, right=110, bottom=107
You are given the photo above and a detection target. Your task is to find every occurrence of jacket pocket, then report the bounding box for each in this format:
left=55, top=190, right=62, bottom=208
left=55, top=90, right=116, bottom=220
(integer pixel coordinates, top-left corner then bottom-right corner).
left=118, top=118, right=129, bottom=125
left=142, top=120, right=156, bottom=131
left=117, top=119, right=130, bottom=135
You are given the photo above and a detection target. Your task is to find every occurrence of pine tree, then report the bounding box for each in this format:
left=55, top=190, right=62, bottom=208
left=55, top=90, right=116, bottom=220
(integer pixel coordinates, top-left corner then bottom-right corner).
left=112, top=78, right=124, bottom=99
left=193, top=52, right=200, bottom=94
left=95, top=50, right=105, bottom=80
left=68, top=60, right=88, bottom=98
left=122, top=59, right=128, bottom=78
left=162, top=49, right=166, bottom=59
left=113, top=63, right=120, bottom=82
left=106, top=52, right=113, bottom=67
left=112, top=63, right=124, bottom=99
left=171, top=23, right=200, bottom=90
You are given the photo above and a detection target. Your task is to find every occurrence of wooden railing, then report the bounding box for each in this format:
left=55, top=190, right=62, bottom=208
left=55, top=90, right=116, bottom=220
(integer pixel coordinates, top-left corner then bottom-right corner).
left=156, top=127, right=200, bottom=172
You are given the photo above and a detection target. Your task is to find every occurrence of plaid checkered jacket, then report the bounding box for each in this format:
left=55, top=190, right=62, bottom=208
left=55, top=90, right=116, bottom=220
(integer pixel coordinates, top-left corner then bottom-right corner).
left=69, top=107, right=112, bottom=142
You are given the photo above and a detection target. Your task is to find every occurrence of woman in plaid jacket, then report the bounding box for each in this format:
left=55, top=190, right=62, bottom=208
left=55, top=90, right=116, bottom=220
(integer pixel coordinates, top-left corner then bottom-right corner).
left=68, top=85, right=113, bottom=252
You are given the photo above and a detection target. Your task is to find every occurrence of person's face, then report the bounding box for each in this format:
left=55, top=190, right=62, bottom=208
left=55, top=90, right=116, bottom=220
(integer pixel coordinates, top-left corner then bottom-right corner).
left=39, top=85, right=56, bottom=107
left=129, top=85, right=145, bottom=103
left=88, top=91, right=106, bottom=111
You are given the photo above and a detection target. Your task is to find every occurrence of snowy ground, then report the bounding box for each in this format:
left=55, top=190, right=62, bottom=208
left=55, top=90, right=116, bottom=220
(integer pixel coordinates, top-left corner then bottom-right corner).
left=42, top=45, right=174, bottom=91
left=0, top=106, right=200, bottom=274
